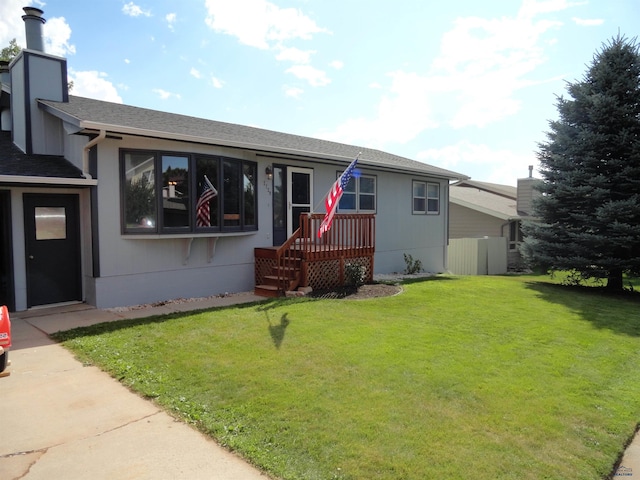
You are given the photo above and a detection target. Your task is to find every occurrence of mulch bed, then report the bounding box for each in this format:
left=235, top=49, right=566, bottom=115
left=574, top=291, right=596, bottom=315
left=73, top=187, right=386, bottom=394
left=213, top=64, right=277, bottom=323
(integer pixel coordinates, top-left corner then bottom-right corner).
left=307, top=283, right=403, bottom=300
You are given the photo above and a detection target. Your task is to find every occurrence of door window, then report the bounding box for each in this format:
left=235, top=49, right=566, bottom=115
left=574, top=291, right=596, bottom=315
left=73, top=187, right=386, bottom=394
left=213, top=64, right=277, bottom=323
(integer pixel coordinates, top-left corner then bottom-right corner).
left=287, top=167, right=313, bottom=237
left=35, top=207, right=66, bottom=240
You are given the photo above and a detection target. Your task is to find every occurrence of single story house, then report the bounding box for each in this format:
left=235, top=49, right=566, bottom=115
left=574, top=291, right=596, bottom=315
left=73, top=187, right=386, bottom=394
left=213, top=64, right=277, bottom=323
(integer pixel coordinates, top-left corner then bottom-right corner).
left=448, top=169, right=540, bottom=271
left=0, top=7, right=465, bottom=311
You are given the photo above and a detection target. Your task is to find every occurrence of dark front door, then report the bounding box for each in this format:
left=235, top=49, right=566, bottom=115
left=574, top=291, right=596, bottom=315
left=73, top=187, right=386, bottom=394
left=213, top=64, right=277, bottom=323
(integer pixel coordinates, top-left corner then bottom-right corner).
left=23, top=194, right=82, bottom=307
left=0, top=191, right=14, bottom=311
left=272, top=165, right=287, bottom=246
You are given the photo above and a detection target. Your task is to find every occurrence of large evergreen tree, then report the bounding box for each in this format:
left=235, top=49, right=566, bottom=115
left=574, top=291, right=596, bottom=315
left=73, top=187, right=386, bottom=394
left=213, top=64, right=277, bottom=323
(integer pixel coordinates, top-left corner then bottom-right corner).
left=521, top=35, right=640, bottom=290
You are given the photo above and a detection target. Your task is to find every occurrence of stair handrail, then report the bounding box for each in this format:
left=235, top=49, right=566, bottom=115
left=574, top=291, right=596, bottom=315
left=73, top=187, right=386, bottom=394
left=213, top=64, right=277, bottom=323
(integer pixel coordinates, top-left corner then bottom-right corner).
left=273, top=225, right=302, bottom=292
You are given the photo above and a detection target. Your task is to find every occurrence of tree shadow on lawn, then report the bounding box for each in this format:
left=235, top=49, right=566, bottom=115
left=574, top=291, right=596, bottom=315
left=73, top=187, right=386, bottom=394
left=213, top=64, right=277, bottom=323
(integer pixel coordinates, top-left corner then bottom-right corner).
left=524, top=281, right=640, bottom=337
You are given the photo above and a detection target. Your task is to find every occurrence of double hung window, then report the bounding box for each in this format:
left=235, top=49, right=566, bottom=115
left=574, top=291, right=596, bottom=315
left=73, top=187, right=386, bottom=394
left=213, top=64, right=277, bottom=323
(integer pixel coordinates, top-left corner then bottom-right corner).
left=413, top=181, right=440, bottom=214
left=338, top=174, right=376, bottom=212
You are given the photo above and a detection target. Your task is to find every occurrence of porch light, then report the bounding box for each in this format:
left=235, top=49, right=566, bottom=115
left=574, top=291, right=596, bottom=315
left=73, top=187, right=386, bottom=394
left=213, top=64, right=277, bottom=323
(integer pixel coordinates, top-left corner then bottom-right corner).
left=265, top=165, right=273, bottom=180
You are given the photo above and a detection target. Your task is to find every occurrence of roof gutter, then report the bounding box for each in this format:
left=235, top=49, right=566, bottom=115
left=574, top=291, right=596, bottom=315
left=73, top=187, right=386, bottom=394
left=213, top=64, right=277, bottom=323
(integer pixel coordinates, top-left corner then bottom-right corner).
left=0, top=174, right=97, bottom=186
left=80, top=122, right=466, bottom=180
left=78, top=121, right=377, bottom=164
left=82, top=129, right=106, bottom=179
left=37, top=100, right=468, bottom=181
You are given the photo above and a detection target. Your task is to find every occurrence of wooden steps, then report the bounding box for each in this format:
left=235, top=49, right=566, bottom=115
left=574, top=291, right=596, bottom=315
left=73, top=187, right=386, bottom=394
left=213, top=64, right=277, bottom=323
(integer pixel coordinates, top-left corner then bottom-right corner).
left=254, top=213, right=376, bottom=297
left=254, top=284, right=281, bottom=297
left=254, top=253, right=302, bottom=297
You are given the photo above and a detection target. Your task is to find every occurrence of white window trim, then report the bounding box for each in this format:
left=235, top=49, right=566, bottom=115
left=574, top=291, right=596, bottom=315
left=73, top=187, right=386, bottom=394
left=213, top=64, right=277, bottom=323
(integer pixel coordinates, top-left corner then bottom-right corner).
left=412, top=180, right=440, bottom=215
left=339, top=174, right=377, bottom=213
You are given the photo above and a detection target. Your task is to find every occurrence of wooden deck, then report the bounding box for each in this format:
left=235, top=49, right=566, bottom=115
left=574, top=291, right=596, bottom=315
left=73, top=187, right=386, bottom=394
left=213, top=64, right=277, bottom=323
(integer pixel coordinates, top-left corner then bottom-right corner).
left=254, top=213, right=376, bottom=296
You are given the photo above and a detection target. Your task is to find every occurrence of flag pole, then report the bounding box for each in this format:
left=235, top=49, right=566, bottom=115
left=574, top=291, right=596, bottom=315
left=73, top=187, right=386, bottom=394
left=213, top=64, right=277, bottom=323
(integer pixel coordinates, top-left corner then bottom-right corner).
left=312, top=152, right=361, bottom=214
left=203, top=174, right=217, bottom=194
left=316, top=152, right=361, bottom=238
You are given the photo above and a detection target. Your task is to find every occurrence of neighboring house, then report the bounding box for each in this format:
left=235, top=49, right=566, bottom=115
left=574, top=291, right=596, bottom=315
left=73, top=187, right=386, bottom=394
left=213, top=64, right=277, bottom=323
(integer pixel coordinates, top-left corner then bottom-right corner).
left=0, top=8, right=466, bottom=311
left=449, top=168, right=540, bottom=272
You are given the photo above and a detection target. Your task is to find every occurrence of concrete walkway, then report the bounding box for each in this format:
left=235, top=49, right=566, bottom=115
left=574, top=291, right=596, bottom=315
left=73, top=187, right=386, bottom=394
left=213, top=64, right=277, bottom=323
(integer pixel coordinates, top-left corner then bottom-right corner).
left=2, top=292, right=640, bottom=479
left=1, top=294, right=271, bottom=480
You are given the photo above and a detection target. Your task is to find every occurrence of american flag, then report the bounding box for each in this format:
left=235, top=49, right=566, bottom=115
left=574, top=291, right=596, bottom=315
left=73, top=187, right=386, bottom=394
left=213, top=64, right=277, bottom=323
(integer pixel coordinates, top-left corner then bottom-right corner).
left=317, top=155, right=359, bottom=238
left=196, top=175, right=218, bottom=227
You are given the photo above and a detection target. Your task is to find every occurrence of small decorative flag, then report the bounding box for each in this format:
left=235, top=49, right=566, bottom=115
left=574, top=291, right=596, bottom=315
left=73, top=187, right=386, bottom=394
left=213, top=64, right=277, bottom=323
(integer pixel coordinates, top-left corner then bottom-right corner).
left=196, top=175, right=218, bottom=227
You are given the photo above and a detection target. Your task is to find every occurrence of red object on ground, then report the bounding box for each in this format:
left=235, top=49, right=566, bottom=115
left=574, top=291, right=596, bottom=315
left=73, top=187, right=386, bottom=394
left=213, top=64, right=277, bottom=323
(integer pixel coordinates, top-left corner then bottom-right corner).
left=0, top=305, right=11, bottom=351
left=0, top=305, right=11, bottom=374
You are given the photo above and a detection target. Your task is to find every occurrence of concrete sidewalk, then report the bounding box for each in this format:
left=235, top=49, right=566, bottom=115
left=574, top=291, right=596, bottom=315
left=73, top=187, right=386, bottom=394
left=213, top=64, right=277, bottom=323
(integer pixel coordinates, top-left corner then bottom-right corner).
left=1, top=293, right=270, bottom=480
left=2, top=292, right=640, bottom=479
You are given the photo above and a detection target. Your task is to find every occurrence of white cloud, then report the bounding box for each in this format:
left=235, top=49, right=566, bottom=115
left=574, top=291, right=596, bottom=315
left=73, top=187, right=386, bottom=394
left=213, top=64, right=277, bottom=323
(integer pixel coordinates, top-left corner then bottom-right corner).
left=0, top=3, right=77, bottom=57
left=416, top=141, right=538, bottom=186
left=317, top=71, right=438, bottom=147
left=276, top=46, right=314, bottom=64
left=285, top=65, right=330, bottom=87
left=122, top=2, right=151, bottom=17
left=166, top=13, right=177, bottom=30
left=203, top=0, right=332, bottom=88
left=572, top=17, right=604, bottom=26
left=211, top=76, right=223, bottom=88
left=68, top=69, right=123, bottom=103
left=284, top=86, right=304, bottom=98
left=204, top=0, right=329, bottom=50
left=152, top=88, right=181, bottom=100
left=329, top=60, right=344, bottom=70
left=432, top=7, right=563, bottom=129
left=190, top=68, right=223, bottom=88
left=417, top=141, right=507, bottom=169
left=43, top=17, right=76, bottom=57
left=319, top=0, right=576, bottom=147
left=0, top=0, right=28, bottom=47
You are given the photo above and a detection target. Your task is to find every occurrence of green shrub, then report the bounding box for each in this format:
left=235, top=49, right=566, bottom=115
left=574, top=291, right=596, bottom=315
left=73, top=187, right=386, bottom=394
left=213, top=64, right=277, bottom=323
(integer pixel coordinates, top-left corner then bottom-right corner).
left=344, top=263, right=366, bottom=288
left=403, top=253, right=423, bottom=274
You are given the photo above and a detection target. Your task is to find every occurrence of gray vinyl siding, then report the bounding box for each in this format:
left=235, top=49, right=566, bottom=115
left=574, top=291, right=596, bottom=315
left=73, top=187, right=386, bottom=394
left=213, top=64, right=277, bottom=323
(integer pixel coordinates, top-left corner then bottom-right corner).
left=80, top=134, right=451, bottom=308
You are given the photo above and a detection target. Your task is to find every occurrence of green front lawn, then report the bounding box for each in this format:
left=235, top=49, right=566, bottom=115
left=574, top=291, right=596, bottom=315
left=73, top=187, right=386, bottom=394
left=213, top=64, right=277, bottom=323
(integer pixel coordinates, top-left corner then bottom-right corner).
left=55, top=275, right=640, bottom=479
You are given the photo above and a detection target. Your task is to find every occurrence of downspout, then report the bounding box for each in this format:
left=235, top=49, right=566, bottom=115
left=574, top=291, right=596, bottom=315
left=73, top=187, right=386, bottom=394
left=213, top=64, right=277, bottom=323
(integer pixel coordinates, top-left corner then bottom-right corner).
left=82, top=130, right=106, bottom=179
left=444, top=181, right=450, bottom=273
left=500, top=221, right=510, bottom=239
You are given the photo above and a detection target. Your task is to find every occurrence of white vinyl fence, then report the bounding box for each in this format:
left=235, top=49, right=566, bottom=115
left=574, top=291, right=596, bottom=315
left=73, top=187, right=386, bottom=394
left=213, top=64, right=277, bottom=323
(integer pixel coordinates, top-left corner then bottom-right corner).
left=447, top=237, right=508, bottom=275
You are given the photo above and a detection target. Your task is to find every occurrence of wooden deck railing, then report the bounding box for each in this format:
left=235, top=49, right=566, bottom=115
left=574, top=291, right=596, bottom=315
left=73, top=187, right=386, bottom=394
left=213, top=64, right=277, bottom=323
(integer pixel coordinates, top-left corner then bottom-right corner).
left=298, top=213, right=376, bottom=259
left=255, top=213, right=376, bottom=296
